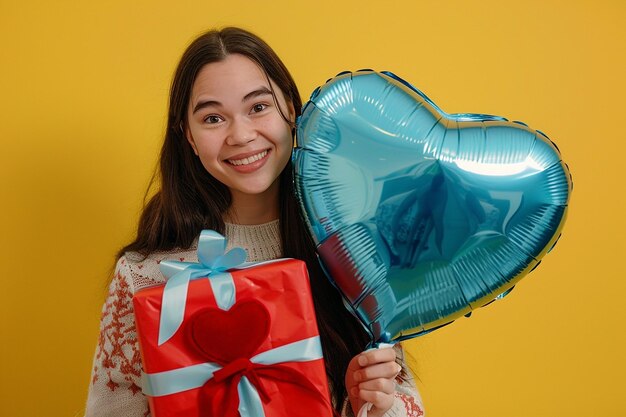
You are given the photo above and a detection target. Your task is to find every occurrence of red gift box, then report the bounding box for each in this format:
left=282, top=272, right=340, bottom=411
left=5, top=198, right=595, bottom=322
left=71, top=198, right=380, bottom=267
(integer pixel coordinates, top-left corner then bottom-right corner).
left=133, top=257, right=333, bottom=417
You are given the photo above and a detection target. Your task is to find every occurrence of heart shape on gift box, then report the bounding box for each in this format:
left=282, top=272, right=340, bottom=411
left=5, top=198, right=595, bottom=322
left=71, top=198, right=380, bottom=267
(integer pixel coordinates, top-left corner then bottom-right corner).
left=293, top=70, right=572, bottom=344
left=187, top=300, right=270, bottom=364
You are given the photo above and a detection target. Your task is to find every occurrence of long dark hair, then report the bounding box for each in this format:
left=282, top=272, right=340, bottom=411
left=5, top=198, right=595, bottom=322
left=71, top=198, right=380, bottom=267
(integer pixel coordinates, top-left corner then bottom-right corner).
left=119, top=27, right=370, bottom=411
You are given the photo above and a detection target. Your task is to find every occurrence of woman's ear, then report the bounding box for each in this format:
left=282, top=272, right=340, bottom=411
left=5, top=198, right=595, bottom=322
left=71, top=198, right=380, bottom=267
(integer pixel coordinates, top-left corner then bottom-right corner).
left=287, top=101, right=297, bottom=146
left=184, top=124, right=199, bottom=156
left=288, top=101, right=296, bottom=124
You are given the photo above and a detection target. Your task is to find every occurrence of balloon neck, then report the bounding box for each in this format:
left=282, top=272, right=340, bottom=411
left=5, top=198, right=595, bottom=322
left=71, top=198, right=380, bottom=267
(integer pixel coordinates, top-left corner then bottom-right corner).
left=369, top=332, right=392, bottom=349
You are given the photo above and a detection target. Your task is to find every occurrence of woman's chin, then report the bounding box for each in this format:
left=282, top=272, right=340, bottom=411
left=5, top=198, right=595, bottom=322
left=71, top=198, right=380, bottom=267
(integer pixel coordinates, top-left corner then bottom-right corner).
left=228, top=179, right=279, bottom=199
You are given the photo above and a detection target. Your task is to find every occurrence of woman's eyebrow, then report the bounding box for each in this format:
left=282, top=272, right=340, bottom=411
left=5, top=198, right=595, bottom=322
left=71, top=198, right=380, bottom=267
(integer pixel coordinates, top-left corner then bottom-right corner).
left=242, top=86, right=272, bottom=102
left=193, top=99, right=220, bottom=114
left=192, top=87, right=273, bottom=114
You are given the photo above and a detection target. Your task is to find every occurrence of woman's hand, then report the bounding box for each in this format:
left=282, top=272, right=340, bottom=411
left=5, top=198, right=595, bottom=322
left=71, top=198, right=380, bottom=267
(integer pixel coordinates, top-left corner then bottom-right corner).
left=345, top=347, right=401, bottom=417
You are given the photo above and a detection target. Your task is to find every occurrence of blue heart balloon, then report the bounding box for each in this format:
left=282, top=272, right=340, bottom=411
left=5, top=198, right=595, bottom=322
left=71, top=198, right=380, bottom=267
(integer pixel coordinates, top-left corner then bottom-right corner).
left=293, top=70, right=572, bottom=344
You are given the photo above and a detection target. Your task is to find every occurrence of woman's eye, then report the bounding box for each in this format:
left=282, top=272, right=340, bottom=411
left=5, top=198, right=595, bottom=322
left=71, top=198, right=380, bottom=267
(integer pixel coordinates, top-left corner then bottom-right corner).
left=251, top=103, right=268, bottom=113
left=204, top=115, right=223, bottom=124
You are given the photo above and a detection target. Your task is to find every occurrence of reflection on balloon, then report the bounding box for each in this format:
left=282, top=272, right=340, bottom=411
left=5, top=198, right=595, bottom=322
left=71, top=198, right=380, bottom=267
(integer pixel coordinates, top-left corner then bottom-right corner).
left=293, top=70, right=572, bottom=344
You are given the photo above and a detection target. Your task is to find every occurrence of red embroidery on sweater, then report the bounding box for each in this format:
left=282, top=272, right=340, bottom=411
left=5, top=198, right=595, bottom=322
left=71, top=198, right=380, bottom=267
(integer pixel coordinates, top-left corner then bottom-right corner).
left=92, top=269, right=142, bottom=395
left=106, top=378, right=119, bottom=391
left=396, top=392, right=424, bottom=417
left=129, top=382, right=142, bottom=395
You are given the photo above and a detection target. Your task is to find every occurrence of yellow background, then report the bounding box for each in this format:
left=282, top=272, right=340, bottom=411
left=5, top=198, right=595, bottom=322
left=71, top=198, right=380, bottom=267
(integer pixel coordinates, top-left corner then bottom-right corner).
left=1, top=0, right=624, bottom=416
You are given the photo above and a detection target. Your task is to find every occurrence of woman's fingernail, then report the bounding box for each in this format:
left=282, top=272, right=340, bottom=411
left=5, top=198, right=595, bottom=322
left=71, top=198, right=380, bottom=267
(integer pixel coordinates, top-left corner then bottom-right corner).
left=358, top=355, right=367, bottom=366
left=354, top=371, right=361, bottom=382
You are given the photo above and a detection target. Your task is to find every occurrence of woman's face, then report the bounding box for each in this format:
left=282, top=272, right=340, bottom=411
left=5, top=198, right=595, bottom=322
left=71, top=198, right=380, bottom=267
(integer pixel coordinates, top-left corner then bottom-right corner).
left=185, top=54, right=294, bottom=200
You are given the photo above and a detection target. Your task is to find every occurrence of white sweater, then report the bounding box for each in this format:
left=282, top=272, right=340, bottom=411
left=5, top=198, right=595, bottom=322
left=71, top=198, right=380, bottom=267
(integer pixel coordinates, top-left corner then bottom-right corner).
left=85, top=221, right=424, bottom=417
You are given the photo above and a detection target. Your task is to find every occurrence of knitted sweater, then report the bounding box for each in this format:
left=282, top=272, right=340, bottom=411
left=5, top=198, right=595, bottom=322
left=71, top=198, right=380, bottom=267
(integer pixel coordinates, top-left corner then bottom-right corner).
left=85, top=221, right=424, bottom=417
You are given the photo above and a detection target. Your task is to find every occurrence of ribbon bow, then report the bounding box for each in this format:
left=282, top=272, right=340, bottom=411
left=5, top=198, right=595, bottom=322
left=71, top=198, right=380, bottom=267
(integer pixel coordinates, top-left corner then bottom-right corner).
left=142, top=336, right=328, bottom=417
left=158, top=230, right=247, bottom=345
left=202, top=354, right=327, bottom=417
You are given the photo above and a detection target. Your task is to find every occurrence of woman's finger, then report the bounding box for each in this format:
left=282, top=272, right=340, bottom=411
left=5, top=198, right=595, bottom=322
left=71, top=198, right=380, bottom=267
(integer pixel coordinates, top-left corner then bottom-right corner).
left=358, top=388, right=394, bottom=411
left=358, top=377, right=395, bottom=394
left=357, top=347, right=396, bottom=367
left=354, top=361, right=402, bottom=382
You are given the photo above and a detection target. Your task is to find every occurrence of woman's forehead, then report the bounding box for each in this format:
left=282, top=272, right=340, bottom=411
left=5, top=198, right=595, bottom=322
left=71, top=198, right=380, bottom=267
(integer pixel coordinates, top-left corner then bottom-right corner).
left=190, top=54, right=287, bottom=106
left=193, top=55, right=266, bottom=92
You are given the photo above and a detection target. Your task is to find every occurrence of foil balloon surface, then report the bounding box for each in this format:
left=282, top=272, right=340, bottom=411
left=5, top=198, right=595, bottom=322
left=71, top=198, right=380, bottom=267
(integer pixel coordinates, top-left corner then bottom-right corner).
left=293, top=70, right=572, bottom=344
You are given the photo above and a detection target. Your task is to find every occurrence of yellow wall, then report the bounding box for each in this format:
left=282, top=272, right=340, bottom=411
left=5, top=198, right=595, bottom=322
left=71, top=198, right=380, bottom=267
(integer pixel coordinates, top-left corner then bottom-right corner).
left=1, top=1, right=624, bottom=416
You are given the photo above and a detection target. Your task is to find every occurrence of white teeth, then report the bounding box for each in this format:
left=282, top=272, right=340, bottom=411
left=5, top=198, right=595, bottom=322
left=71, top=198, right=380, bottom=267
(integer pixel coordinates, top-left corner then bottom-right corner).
left=228, top=150, right=268, bottom=166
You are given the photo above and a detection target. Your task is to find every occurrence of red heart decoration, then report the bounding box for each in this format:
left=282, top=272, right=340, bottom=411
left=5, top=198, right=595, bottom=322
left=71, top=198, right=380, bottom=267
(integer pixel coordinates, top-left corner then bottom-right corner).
left=186, top=300, right=271, bottom=365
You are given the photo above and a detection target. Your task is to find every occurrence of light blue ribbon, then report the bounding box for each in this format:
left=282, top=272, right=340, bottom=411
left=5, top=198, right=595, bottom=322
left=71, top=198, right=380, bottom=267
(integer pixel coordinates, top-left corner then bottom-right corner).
left=158, top=230, right=247, bottom=345
left=142, top=335, right=324, bottom=416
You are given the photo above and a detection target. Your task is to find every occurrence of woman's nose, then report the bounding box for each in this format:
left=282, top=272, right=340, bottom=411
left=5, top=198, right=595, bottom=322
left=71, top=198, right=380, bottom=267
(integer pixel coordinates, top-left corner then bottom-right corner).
left=226, top=117, right=257, bottom=145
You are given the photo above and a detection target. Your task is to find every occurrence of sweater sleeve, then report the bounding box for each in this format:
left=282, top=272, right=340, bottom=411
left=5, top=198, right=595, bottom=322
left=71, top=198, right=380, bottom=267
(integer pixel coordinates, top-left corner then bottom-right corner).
left=85, top=256, right=150, bottom=417
left=387, top=370, right=425, bottom=417
left=341, top=344, right=425, bottom=417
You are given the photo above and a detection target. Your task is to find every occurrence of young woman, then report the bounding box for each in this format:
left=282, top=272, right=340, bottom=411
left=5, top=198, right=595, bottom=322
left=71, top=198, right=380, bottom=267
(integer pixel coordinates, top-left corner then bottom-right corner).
left=86, top=27, right=424, bottom=417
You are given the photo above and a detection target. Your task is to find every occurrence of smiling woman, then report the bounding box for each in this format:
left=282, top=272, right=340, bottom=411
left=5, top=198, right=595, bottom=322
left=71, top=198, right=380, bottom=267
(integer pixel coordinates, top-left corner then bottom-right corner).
left=184, top=54, right=295, bottom=223
left=84, top=27, right=424, bottom=417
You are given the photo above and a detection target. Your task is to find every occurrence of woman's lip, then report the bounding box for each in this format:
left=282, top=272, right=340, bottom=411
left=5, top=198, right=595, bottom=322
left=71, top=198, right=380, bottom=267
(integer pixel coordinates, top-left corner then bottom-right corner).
left=225, top=149, right=271, bottom=161
left=225, top=149, right=271, bottom=173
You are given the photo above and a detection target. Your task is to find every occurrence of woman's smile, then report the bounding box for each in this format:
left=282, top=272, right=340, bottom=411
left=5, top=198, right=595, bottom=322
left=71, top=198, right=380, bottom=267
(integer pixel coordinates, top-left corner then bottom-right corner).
left=225, top=149, right=271, bottom=172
